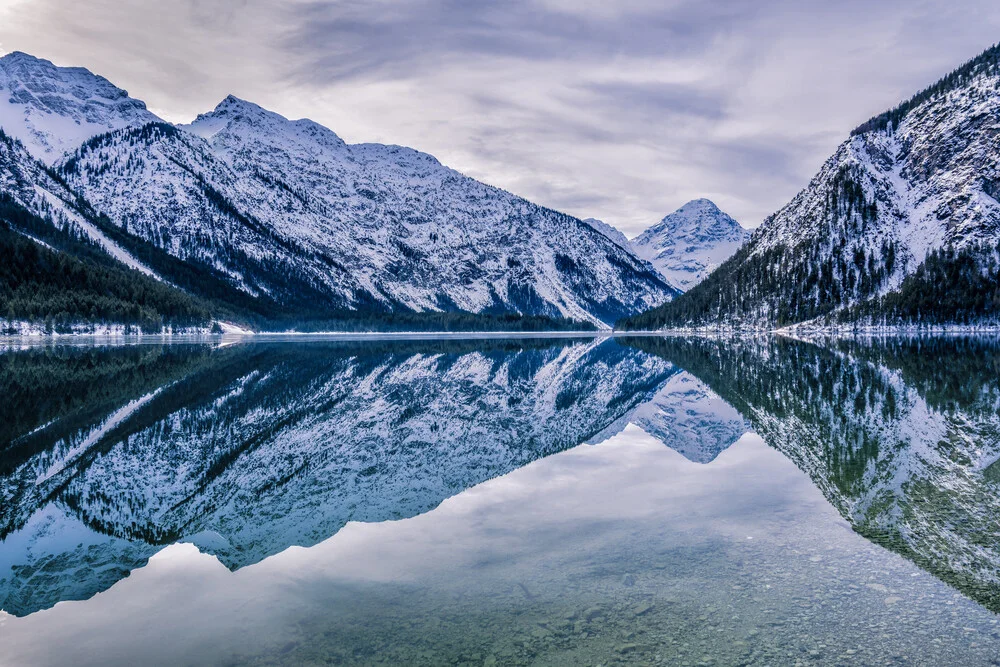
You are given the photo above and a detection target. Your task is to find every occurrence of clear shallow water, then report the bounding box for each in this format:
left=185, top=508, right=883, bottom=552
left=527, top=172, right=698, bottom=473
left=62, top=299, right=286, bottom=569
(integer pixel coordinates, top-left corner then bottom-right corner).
left=1, top=336, right=999, bottom=666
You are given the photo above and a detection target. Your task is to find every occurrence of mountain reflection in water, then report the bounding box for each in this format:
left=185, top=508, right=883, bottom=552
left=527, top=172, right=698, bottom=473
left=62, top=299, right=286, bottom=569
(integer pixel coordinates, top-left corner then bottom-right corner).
left=1, top=335, right=1000, bottom=665
left=626, top=335, right=1000, bottom=613
left=0, top=338, right=678, bottom=616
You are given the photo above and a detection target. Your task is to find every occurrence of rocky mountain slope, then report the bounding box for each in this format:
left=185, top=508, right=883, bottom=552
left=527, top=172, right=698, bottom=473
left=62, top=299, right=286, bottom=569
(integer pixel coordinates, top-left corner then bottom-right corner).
left=631, top=199, right=748, bottom=291
left=0, top=51, right=677, bottom=329
left=582, top=217, right=631, bottom=250
left=0, top=123, right=153, bottom=276
left=622, top=43, right=1000, bottom=329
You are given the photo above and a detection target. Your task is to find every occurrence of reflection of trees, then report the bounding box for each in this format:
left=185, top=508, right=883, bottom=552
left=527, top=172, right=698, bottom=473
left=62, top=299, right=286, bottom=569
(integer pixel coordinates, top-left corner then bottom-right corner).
left=623, top=336, right=896, bottom=496
left=623, top=335, right=1000, bottom=613
left=0, top=345, right=218, bottom=471
left=825, top=337, right=1000, bottom=415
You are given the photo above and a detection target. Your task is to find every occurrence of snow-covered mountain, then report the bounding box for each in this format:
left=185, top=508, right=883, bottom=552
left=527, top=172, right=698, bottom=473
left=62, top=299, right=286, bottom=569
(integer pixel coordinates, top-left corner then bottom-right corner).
left=625, top=44, right=1000, bottom=328
left=0, top=52, right=158, bottom=165
left=0, top=122, right=155, bottom=276
left=631, top=199, right=748, bottom=291
left=0, top=51, right=677, bottom=328
left=582, top=217, right=630, bottom=250
left=754, top=54, right=1000, bottom=280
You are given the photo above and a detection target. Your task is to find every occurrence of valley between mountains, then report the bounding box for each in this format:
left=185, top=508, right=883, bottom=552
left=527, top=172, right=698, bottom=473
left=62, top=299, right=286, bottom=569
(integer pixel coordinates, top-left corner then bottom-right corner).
left=2, top=43, right=1000, bottom=334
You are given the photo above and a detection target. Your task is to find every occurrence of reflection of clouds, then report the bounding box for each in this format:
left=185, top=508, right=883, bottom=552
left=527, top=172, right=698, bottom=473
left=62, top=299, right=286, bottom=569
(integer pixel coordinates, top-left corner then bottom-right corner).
left=6, top=427, right=998, bottom=666
left=1, top=430, right=829, bottom=665
left=2, top=1, right=1000, bottom=233
left=281, top=428, right=778, bottom=582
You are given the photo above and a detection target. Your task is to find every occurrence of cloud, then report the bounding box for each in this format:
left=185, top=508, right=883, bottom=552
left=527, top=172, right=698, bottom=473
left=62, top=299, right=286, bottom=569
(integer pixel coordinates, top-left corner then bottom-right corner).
left=1, top=0, right=999, bottom=235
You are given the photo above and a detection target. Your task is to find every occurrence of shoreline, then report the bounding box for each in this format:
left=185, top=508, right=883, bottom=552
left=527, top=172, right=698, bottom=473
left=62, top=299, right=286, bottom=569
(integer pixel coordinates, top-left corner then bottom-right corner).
left=2, top=325, right=999, bottom=345
left=0, top=329, right=613, bottom=345
left=618, top=324, right=1000, bottom=336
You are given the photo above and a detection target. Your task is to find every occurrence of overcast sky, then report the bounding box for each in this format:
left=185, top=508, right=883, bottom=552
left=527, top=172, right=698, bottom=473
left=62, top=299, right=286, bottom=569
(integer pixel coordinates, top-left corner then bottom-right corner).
left=1, top=1, right=998, bottom=236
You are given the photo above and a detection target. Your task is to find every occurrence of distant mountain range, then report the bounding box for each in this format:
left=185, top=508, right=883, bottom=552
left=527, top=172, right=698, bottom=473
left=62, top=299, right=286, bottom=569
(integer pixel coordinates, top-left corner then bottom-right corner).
left=0, top=51, right=686, bottom=333
left=623, top=42, right=1000, bottom=330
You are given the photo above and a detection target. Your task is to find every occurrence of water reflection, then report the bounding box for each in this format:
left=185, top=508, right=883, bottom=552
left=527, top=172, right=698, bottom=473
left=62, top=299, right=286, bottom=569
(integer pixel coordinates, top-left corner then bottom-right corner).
left=1, top=338, right=675, bottom=616
left=2, top=335, right=1000, bottom=666
left=625, top=335, right=1000, bottom=613
left=627, top=370, right=749, bottom=463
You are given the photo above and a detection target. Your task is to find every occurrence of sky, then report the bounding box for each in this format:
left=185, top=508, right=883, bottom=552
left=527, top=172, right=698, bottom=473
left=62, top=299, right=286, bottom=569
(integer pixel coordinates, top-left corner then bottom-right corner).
left=0, top=1, right=999, bottom=236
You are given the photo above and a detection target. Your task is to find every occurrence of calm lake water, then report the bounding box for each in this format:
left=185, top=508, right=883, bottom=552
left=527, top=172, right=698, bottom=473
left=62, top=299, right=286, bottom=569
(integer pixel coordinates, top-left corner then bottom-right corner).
left=1, top=335, right=999, bottom=666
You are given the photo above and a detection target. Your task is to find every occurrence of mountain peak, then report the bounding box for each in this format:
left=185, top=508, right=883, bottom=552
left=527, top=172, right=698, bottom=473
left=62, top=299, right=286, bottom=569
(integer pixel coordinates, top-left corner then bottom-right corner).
left=582, top=217, right=630, bottom=250
left=3, top=52, right=674, bottom=329
left=659, top=199, right=743, bottom=237
left=213, top=94, right=265, bottom=115
left=188, top=94, right=277, bottom=127
left=631, top=199, right=748, bottom=291
left=0, top=51, right=44, bottom=65
left=0, top=50, right=159, bottom=164
left=185, top=95, right=346, bottom=149
left=681, top=198, right=720, bottom=210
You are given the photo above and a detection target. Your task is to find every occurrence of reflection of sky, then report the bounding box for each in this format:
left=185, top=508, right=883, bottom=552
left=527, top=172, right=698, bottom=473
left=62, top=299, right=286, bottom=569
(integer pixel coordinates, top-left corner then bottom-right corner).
left=5, top=427, right=998, bottom=666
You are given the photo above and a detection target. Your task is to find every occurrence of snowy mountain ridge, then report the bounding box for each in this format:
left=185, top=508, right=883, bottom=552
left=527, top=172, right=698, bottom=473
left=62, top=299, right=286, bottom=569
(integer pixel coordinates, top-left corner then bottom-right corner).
left=751, top=67, right=1000, bottom=290
left=0, top=51, right=677, bottom=328
left=584, top=201, right=749, bottom=293
left=0, top=51, right=159, bottom=165
left=744, top=54, right=1000, bottom=323
left=582, top=217, right=631, bottom=250
left=0, top=123, right=156, bottom=276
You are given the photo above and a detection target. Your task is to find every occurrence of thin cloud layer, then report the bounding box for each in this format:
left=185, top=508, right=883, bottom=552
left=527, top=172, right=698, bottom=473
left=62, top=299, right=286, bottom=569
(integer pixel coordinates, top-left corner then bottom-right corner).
left=1, top=0, right=998, bottom=234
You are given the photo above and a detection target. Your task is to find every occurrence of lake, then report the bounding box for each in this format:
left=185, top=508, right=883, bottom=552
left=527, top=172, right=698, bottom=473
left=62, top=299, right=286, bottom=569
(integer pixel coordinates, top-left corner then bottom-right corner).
left=1, top=335, right=999, bottom=666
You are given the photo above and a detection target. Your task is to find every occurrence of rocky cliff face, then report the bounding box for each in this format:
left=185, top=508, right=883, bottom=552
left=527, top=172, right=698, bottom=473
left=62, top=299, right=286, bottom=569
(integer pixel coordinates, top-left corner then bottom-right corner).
left=748, top=60, right=1000, bottom=311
